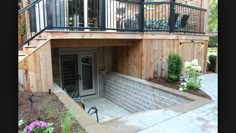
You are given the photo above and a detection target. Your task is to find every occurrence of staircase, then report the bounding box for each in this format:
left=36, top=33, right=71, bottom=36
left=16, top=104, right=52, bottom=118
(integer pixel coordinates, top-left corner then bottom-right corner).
left=18, top=32, right=48, bottom=63
left=18, top=0, right=48, bottom=63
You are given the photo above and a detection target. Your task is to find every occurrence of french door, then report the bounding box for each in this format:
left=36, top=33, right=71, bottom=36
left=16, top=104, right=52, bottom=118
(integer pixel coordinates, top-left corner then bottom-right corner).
left=61, top=54, right=96, bottom=97
left=78, top=55, right=96, bottom=96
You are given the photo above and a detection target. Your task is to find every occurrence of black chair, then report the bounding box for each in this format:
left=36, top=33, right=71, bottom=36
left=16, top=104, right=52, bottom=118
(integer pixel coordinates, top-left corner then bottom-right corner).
left=180, top=14, right=190, bottom=28
left=168, top=13, right=179, bottom=28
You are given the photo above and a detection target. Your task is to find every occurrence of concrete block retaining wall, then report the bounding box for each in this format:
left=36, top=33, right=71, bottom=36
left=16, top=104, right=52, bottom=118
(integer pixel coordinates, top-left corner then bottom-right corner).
left=104, top=72, right=191, bottom=113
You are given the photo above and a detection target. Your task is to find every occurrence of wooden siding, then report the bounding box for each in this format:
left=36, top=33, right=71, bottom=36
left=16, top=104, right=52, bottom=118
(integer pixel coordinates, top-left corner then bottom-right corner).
left=113, top=40, right=143, bottom=78
left=141, top=39, right=208, bottom=80
left=18, top=41, right=53, bottom=92
left=18, top=35, right=208, bottom=92
left=51, top=39, right=135, bottom=48
left=113, top=38, right=208, bottom=80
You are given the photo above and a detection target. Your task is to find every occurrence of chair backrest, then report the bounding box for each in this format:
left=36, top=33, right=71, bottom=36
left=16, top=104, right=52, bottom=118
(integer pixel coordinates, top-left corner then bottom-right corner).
left=181, top=14, right=189, bottom=28
left=168, top=13, right=179, bottom=27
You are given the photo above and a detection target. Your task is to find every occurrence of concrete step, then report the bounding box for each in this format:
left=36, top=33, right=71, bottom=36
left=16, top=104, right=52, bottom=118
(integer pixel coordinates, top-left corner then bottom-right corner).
left=100, top=109, right=180, bottom=133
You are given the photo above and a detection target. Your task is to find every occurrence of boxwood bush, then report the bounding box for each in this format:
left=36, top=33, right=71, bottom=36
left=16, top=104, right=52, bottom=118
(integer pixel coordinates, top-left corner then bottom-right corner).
left=208, top=55, right=216, bottom=72
left=167, top=53, right=183, bottom=82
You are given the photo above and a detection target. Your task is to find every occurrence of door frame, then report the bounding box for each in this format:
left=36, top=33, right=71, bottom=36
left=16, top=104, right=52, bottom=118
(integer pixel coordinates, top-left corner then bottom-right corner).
left=59, top=50, right=99, bottom=97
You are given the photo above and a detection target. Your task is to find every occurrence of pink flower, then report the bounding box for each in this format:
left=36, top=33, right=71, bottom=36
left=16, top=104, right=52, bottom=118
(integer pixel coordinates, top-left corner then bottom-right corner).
left=24, top=120, right=48, bottom=133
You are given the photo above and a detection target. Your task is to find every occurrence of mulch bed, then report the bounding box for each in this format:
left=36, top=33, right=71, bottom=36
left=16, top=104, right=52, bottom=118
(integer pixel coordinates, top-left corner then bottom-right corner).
left=150, top=78, right=211, bottom=100
left=18, top=91, right=85, bottom=133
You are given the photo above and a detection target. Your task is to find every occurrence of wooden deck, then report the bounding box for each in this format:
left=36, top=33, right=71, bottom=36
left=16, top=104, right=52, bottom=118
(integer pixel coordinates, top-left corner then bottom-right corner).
left=18, top=31, right=209, bottom=92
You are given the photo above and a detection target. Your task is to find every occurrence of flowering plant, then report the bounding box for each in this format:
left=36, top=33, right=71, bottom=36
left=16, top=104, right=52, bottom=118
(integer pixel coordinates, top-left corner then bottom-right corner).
left=23, top=120, right=54, bottom=133
left=179, top=59, right=202, bottom=91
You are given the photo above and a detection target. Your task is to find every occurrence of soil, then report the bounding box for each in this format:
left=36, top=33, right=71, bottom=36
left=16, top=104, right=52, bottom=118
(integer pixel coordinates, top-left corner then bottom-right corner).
left=18, top=91, right=86, bottom=133
left=150, top=78, right=211, bottom=100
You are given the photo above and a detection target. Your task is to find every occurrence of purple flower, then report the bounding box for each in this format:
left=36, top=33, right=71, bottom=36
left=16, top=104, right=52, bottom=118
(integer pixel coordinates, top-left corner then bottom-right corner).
left=24, top=120, right=48, bottom=133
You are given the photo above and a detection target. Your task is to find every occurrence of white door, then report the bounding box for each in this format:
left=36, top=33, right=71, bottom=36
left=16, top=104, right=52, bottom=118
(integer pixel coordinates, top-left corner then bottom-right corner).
left=78, top=55, right=96, bottom=96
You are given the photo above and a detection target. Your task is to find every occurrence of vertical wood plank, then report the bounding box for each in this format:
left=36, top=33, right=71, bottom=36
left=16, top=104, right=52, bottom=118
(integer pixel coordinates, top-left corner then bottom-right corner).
left=153, top=40, right=158, bottom=79
left=149, top=40, right=154, bottom=79
left=141, top=40, right=146, bottom=79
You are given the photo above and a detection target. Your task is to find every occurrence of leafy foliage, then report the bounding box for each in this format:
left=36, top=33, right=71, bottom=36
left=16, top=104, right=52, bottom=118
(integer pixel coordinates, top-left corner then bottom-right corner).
left=208, top=36, right=218, bottom=47
left=208, top=55, right=216, bottom=72
left=20, top=18, right=26, bottom=36
left=208, top=0, right=218, bottom=32
left=179, top=59, right=202, bottom=91
left=167, top=53, right=183, bottom=82
left=61, top=110, right=73, bottom=133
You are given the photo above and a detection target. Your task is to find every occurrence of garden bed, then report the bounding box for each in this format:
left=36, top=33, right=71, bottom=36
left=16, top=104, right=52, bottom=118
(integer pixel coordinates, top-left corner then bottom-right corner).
left=150, top=78, right=211, bottom=100
left=18, top=91, right=85, bottom=133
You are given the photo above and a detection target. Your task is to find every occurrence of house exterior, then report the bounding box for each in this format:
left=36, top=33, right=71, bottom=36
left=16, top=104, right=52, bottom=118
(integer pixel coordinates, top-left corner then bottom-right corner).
left=18, top=0, right=209, bottom=98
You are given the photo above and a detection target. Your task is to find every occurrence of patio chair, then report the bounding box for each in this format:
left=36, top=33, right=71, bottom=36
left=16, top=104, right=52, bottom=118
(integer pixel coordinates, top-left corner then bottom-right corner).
left=180, top=14, right=189, bottom=28
left=168, top=13, right=180, bottom=28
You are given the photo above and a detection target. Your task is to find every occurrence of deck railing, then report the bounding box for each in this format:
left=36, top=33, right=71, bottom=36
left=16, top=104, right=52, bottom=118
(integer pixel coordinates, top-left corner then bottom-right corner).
left=18, top=0, right=207, bottom=48
left=18, top=0, right=48, bottom=48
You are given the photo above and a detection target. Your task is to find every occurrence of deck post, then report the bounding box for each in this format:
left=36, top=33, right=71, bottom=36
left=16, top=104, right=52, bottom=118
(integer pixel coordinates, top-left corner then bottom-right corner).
left=169, top=0, right=175, bottom=33
left=101, top=0, right=106, bottom=31
left=140, top=0, right=144, bottom=32
left=46, top=0, right=53, bottom=29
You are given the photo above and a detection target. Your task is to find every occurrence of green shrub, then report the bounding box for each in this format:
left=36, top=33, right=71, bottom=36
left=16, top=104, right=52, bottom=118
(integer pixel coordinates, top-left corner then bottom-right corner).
left=167, top=53, right=183, bottom=82
left=208, top=36, right=218, bottom=47
left=186, top=78, right=201, bottom=89
left=208, top=55, right=216, bottom=72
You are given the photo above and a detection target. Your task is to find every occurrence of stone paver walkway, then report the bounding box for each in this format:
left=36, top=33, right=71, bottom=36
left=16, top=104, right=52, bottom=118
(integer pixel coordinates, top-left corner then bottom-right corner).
left=138, top=73, right=218, bottom=133
left=101, top=73, right=218, bottom=133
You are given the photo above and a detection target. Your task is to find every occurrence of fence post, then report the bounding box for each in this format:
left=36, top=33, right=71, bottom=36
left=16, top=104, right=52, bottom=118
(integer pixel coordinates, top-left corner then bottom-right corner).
left=169, top=0, right=175, bottom=33
left=140, top=0, right=144, bottom=32
left=101, top=0, right=106, bottom=31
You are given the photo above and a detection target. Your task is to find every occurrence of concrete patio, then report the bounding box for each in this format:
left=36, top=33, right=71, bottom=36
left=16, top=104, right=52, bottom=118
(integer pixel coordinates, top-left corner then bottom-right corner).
left=81, top=96, right=132, bottom=122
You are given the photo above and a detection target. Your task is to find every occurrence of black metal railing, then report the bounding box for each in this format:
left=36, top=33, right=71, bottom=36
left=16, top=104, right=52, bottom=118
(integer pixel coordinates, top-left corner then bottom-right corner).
left=143, top=1, right=171, bottom=32
left=105, top=0, right=142, bottom=32
left=174, top=2, right=206, bottom=33
left=18, top=0, right=207, bottom=49
left=143, top=1, right=206, bottom=33
left=48, top=0, right=101, bottom=31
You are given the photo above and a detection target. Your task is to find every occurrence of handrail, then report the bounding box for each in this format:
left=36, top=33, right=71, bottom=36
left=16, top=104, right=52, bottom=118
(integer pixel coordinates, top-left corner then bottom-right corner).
left=174, top=2, right=207, bottom=11
left=18, top=27, right=47, bottom=49
left=88, top=106, right=99, bottom=123
left=18, top=0, right=42, bottom=14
